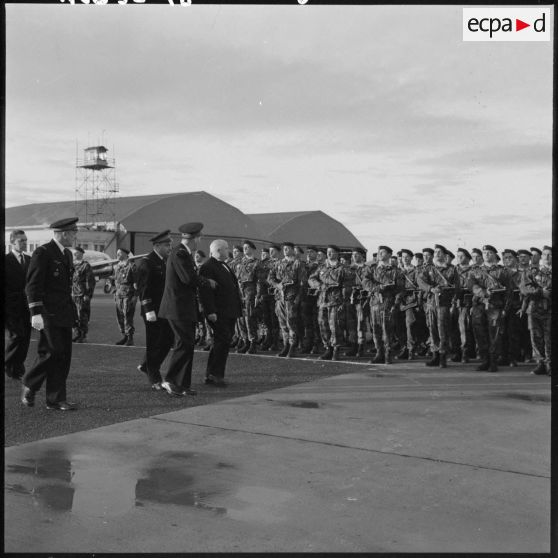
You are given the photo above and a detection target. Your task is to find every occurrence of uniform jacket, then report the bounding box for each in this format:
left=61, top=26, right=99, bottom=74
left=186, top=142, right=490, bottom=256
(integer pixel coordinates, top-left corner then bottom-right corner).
left=236, top=256, right=264, bottom=296
left=159, top=243, right=209, bottom=322
left=5, top=251, right=31, bottom=316
left=72, top=260, right=95, bottom=297
left=136, top=250, right=167, bottom=316
left=417, top=263, right=461, bottom=307
left=25, top=240, right=75, bottom=327
left=520, top=265, right=552, bottom=316
left=308, top=260, right=350, bottom=308
left=362, top=262, right=404, bottom=306
left=113, top=260, right=137, bottom=298
left=268, top=257, right=305, bottom=301
left=198, top=257, right=243, bottom=319
left=467, top=263, right=512, bottom=310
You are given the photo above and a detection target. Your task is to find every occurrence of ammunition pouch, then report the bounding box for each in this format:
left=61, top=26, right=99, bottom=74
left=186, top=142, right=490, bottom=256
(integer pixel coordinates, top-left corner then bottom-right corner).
left=434, top=286, right=455, bottom=307
left=400, top=289, right=418, bottom=311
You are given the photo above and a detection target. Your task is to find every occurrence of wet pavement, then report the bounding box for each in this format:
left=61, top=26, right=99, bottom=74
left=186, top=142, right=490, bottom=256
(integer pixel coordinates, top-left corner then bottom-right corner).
left=4, top=367, right=551, bottom=553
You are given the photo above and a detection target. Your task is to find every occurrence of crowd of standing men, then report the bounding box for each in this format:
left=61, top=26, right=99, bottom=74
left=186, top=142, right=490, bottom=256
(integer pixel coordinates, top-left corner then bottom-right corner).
left=4, top=218, right=553, bottom=412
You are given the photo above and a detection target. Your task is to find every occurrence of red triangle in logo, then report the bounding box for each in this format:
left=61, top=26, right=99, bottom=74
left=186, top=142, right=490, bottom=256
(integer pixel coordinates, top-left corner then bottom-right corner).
left=516, top=19, right=530, bottom=31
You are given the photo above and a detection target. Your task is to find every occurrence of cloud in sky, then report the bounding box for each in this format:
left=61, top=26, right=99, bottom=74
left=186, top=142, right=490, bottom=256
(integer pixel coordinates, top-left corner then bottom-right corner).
left=5, top=4, right=552, bottom=255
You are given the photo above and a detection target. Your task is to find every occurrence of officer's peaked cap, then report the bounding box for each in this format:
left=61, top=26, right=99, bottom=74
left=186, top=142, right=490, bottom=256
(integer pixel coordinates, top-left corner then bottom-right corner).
left=50, top=217, right=78, bottom=231
left=150, top=230, right=172, bottom=244
left=178, top=222, right=204, bottom=237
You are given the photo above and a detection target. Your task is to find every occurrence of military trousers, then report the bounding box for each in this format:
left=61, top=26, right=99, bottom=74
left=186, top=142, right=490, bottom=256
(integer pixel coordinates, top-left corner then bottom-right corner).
left=301, top=295, right=320, bottom=349
left=239, top=287, right=258, bottom=342
left=401, top=308, right=418, bottom=351
left=344, top=302, right=358, bottom=345
left=528, top=312, right=551, bottom=367
left=500, top=305, right=523, bottom=362
left=72, top=295, right=91, bottom=336
left=370, top=303, right=395, bottom=356
left=457, top=306, right=476, bottom=358
left=275, top=298, right=298, bottom=345
left=260, top=294, right=280, bottom=345
left=318, top=303, right=344, bottom=348
left=115, top=295, right=136, bottom=336
left=471, top=303, right=504, bottom=361
left=355, top=302, right=370, bottom=345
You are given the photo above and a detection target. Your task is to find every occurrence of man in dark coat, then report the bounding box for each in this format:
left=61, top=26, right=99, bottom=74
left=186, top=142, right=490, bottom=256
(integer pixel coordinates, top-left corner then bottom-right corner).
left=5, top=229, right=32, bottom=380
left=198, top=239, right=243, bottom=386
left=135, top=230, right=174, bottom=390
left=22, top=217, right=79, bottom=411
left=158, top=222, right=215, bottom=396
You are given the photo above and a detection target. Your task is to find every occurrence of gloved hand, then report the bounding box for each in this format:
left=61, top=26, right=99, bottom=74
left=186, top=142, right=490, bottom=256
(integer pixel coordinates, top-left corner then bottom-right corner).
left=146, top=311, right=157, bottom=322
left=31, top=315, right=44, bottom=331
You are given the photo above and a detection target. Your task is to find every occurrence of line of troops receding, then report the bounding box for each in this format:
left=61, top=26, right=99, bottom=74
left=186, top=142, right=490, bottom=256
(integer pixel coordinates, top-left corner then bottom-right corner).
left=5, top=219, right=553, bottom=410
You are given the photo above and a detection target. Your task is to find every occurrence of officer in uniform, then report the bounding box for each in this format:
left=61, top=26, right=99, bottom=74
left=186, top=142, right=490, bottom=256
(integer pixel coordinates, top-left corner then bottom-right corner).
left=5, top=229, right=32, bottom=380
left=22, top=217, right=79, bottom=411
left=308, top=244, right=351, bottom=361
left=236, top=240, right=264, bottom=354
left=268, top=241, right=305, bottom=358
left=136, top=230, right=174, bottom=390
left=71, top=246, right=95, bottom=343
left=520, top=245, right=552, bottom=376
left=417, top=244, right=460, bottom=368
left=453, top=248, right=475, bottom=363
left=467, top=245, right=512, bottom=372
left=113, top=247, right=137, bottom=346
left=362, top=245, right=404, bottom=364
left=349, top=247, right=371, bottom=357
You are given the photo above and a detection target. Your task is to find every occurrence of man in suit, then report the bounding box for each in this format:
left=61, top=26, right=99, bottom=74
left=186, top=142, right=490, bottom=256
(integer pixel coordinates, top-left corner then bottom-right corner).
left=5, top=229, right=32, bottom=380
left=198, top=239, right=243, bottom=387
left=22, top=217, right=79, bottom=411
left=136, top=230, right=174, bottom=390
left=159, top=222, right=215, bottom=397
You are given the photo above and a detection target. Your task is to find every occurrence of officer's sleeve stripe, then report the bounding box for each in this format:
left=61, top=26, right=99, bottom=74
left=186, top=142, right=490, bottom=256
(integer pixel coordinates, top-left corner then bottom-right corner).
left=141, top=298, right=152, bottom=305
left=29, top=301, right=42, bottom=308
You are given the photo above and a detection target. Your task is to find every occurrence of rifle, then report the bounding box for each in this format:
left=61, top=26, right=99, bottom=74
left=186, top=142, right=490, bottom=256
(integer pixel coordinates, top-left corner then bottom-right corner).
left=476, top=265, right=507, bottom=310
left=431, top=266, right=456, bottom=307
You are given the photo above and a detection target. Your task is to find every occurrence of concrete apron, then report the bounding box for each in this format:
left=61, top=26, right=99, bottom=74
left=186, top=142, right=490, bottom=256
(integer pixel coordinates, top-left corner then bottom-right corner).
left=5, top=368, right=550, bottom=553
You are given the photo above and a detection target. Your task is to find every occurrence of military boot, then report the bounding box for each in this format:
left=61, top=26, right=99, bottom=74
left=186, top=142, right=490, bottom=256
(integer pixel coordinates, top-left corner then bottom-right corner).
left=426, top=352, right=440, bottom=367
left=331, top=347, right=340, bottom=361
left=531, top=361, right=547, bottom=375
left=488, top=355, right=498, bottom=372
left=237, top=340, right=248, bottom=354
left=344, top=343, right=358, bottom=357
left=277, top=343, right=290, bottom=357
left=408, top=350, right=415, bottom=361
left=115, top=335, right=128, bottom=345
left=319, top=347, right=333, bottom=360
left=451, top=349, right=462, bottom=363
left=372, top=350, right=385, bottom=364
left=439, top=353, right=447, bottom=368
left=125, top=334, right=134, bottom=346
left=397, top=347, right=409, bottom=360
left=476, top=359, right=490, bottom=371
left=356, top=344, right=365, bottom=358
left=286, top=344, right=297, bottom=358
left=310, top=344, right=322, bottom=355
left=497, top=356, right=510, bottom=366
left=247, top=341, right=257, bottom=354
left=385, top=352, right=393, bottom=364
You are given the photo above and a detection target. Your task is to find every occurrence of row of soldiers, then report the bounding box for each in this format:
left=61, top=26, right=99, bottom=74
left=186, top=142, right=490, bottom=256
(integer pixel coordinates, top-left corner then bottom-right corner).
left=220, top=241, right=552, bottom=376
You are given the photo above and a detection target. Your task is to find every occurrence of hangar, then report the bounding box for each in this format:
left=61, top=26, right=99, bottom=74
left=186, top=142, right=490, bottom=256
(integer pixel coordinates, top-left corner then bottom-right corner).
left=5, top=192, right=365, bottom=256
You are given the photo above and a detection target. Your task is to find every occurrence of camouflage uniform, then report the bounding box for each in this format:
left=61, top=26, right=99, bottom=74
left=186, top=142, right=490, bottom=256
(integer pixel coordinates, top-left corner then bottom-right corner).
left=308, top=260, right=351, bottom=350
left=236, top=255, right=264, bottom=344
left=351, top=262, right=373, bottom=348
left=301, top=260, right=321, bottom=352
left=257, top=257, right=280, bottom=349
left=499, top=267, right=524, bottom=365
left=342, top=262, right=358, bottom=350
left=520, top=265, right=551, bottom=373
left=72, top=259, right=95, bottom=340
left=467, top=264, right=512, bottom=369
left=113, top=260, right=137, bottom=337
left=362, top=262, right=404, bottom=362
left=229, top=255, right=244, bottom=346
left=295, top=260, right=308, bottom=349
left=515, top=264, right=534, bottom=361
left=268, top=257, right=305, bottom=347
left=417, top=263, right=460, bottom=362
left=453, top=264, right=476, bottom=361
left=396, top=265, right=422, bottom=356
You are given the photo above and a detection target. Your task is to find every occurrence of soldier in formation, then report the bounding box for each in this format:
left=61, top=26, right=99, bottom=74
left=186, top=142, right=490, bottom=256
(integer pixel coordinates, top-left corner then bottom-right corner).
left=112, top=248, right=138, bottom=346
left=71, top=246, right=95, bottom=343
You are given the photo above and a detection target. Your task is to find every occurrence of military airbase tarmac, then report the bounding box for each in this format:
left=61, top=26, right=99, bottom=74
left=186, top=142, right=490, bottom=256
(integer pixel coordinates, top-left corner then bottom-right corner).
left=4, top=289, right=552, bottom=553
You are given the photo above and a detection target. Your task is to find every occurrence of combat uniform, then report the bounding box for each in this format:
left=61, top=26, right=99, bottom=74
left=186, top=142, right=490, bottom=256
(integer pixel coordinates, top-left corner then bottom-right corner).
left=71, top=258, right=95, bottom=342
left=113, top=258, right=137, bottom=344
left=301, top=260, right=321, bottom=353
left=258, top=256, right=281, bottom=350
left=342, top=261, right=359, bottom=355
left=236, top=254, right=264, bottom=351
left=396, top=264, right=422, bottom=359
left=349, top=261, right=373, bottom=356
left=453, top=263, right=476, bottom=362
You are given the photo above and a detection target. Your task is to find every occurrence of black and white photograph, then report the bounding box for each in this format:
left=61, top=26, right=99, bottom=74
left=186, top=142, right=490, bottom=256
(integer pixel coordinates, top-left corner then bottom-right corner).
left=4, top=1, right=553, bottom=553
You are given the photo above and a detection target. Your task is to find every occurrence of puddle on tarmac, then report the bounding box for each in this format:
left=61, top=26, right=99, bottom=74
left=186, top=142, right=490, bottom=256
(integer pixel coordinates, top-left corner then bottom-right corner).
left=500, top=392, right=550, bottom=403
left=5, top=447, right=291, bottom=524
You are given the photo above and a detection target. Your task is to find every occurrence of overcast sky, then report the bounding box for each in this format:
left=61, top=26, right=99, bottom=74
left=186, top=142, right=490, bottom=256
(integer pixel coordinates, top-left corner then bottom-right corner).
left=5, top=3, right=553, bottom=255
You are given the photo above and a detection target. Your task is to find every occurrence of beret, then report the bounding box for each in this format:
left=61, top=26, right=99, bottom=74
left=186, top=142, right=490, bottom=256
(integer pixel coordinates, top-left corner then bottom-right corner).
left=118, top=247, right=130, bottom=255
left=50, top=217, right=78, bottom=231
left=503, top=249, right=517, bottom=258
left=74, top=246, right=84, bottom=253
left=353, top=247, right=367, bottom=256
left=516, top=249, right=531, bottom=256
left=446, top=250, right=455, bottom=260
left=327, top=244, right=340, bottom=252
left=396, top=250, right=402, bottom=257
left=178, top=222, right=204, bottom=237
left=414, top=252, right=423, bottom=258
left=270, top=244, right=282, bottom=251
left=530, top=247, right=542, bottom=255
left=149, top=229, right=171, bottom=244
left=261, top=247, right=270, bottom=253
left=294, top=246, right=304, bottom=254
left=434, top=244, right=447, bottom=253
left=495, top=254, right=501, bottom=261
left=457, top=248, right=471, bottom=259
left=233, top=245, right=242, bottom=251
left=422, top=248, right=434, bottom=255
left=282, top=241, right=295, bottom=248
left=378, top=245, right=393, bottom=254
left=471, top=248, right=482, bottom=256
left=306, top=245, right=318, bottom=252
left=400, top=248, right=413, bottom=257
left=242, top=240, right=256, bottom=249
left=542, top=245, right=552, bottom=251
left=482, top=245, right=497, bottom=253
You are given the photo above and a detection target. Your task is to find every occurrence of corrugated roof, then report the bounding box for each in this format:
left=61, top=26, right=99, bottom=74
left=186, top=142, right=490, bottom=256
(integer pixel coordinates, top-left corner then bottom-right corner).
left=247, top=211, right=364, bottom=249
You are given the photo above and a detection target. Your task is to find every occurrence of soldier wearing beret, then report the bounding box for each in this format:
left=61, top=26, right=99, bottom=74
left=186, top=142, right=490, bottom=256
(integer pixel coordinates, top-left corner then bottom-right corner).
left=5, top=229, right=32, bottom=380
left=22, top=218, right=79, bottom=411
left=340, top=251, right=359, bottom=356
left=362, top=246, right=404, bottom=364
left=300, top=246, right=321, bottom=354
left=520, top=245, right=552, bottom=375
left=467, top=245, right=512, bottom=372
left=417, top=244, right=460, bottom=368
left=236, top=240, right=265, bottom=354
left=71, top=246, right=96, bottom=343
left=308, top=244, right=352, bottom=360
left=349, top=247, right=372, bottom=357
left=135, top=230, right=174, bottom=390
left=159, top=222, right=216, bottom=396
left=256, top=245, right=280, bottom=351
left=112, top=247, right=138, bottom=346
left=530, top=247, right=542, bottom=268
left=294, top=245, right=308, bottom=352
left=515, top=249, right=534, bottom=362
left=452, top=248, right=475, bottom=363
left=228, top=245, right=245, bottom=351
left=268, top=241, right=305, bottom=357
